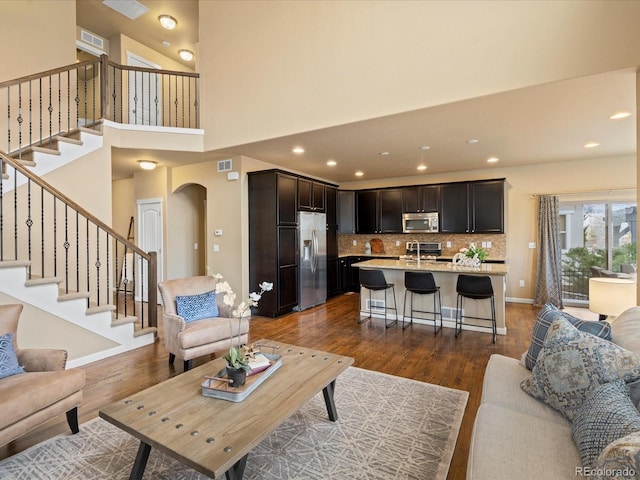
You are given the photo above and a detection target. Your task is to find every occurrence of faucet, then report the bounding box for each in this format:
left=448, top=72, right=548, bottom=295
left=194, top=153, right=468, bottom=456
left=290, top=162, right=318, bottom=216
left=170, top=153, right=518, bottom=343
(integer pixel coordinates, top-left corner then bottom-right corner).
left=415, top=240, right=420, bottom=268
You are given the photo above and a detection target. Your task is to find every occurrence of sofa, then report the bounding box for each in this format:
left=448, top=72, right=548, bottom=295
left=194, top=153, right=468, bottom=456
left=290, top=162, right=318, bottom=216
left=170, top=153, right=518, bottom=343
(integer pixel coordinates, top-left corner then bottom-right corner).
left=0, top=304, right=86, bottom=447
left=468, top=304, right=640, bottom=480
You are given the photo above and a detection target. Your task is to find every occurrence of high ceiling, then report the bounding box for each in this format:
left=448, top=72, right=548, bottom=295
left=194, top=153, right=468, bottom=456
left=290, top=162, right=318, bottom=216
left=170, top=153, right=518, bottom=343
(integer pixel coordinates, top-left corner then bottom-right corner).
left=77, top=1, right=637, bottom=185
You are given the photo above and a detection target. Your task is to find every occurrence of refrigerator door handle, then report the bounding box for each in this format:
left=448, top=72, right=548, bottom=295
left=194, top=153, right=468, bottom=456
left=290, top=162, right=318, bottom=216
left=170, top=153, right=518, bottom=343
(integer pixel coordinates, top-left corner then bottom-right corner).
left=311, top=228, right=317, bottom=273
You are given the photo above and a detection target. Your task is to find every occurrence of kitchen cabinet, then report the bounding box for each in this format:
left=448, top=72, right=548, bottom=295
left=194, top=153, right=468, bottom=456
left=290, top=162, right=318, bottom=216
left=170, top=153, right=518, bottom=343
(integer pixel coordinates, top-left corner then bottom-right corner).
left=249, top=171, right=299, bottom=317
left=355, top=188, right=403, bottom=234
left=402, top=185, right=440, bottom=213
left=338, top=190, right=355, bottom=234
left=249, top=170, right=339, bottom=316
left=440, top=179, right=504, bottom=233
left=298, top=178, right=325, bottom=212
left=326, top=187, right=340, bottom=298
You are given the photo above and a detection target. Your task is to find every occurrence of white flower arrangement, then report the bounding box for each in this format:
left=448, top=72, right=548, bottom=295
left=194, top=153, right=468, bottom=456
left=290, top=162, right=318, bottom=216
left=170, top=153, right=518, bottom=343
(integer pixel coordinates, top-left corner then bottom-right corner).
left=211, top=274, right=273, bottom=371
left=452, top=243, right=488, bottom=268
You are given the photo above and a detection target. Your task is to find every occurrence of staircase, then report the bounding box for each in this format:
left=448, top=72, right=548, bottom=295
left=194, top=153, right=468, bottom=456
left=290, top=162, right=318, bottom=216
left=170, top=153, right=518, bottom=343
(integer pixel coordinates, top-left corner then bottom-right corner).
left=1, top=129, right=157, bottom=367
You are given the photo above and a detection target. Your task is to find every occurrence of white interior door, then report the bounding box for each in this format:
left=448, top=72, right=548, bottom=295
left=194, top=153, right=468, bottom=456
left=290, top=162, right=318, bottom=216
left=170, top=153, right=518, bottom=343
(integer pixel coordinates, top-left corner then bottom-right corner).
left=127, top=52, right=161, bottom=126
left=137, top=198, right=163, bottom=303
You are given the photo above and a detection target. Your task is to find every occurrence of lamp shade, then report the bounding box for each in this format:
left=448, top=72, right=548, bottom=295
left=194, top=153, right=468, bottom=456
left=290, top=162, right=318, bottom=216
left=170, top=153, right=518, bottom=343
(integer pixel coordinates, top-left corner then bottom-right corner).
left=589, top=277, right=636, bottom=317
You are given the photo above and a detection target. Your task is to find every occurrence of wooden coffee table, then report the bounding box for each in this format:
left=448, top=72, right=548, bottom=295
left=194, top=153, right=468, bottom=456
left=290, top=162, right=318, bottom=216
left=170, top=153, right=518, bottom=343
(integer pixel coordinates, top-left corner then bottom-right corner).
left=99, top=340, right=353, bottom=480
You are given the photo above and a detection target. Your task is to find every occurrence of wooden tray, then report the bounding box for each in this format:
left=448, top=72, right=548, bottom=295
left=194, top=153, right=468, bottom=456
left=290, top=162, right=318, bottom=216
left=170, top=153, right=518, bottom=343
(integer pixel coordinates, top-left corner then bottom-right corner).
left=201, top=353, right=282, bottom=402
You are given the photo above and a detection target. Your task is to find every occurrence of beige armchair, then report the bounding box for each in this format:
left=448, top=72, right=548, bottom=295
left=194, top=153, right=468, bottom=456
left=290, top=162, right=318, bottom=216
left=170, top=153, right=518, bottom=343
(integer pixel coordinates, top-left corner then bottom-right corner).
left=158, top=276, right=249, bottom=372
left=0, top=304, right=85, bottom=447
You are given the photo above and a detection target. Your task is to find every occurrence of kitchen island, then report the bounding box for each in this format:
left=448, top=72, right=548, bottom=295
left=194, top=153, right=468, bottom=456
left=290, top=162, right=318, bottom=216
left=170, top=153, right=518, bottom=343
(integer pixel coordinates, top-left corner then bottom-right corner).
left=351, top=259, right=508, bottom=336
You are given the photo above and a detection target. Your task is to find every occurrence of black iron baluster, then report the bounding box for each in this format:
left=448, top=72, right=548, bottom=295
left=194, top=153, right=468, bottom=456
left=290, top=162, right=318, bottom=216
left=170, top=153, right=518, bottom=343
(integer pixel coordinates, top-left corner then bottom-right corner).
left=168, top=73, right=171, bottom=127
left=133, top=69, right=138, bottom=124
left=187, top=77, right=191, bottom=128
left=120, top=68, right=124, bottom=124
left=29, top=81, right=32, bottom=149
left=53, top=197, right=57, bottom=278
left=39, top=77, right=42, bottom=147
left=17, top=84, right=22, bottom=157
left=92, top=65, right=96, bottom=125
left=174, top=74, right=178, bottom=128
left=40, top=188, right=44, bottom=278
left=106, top=233, right=110, bottom=315
left=13, top=162, right=17, bottom=260
left=86, top=218, right=89, bottom=300
left=64, top=205, right=69, bottom=294
left=58, top=72, right=61, bottom=136
left=83, top=66, right=88, bottom=127
left=26, top=178, right=32, bottom=279
left=194, top=77, right=199, bottom=129
left=48, top=74, right=53, bottom=144
left=7, top=86, right=11, bottom=155
left=154, top=73, right=159, bottom=126
left=181, top=75, right=185, bottom=128
left=123, top=248, right=129, bottom=317
left=75, top=210, right=79, bottom=295
left=74, top=67, right=80, bottom=129
left=95, top=224, right=100, bottom=305
left=67, top=72, right=70, bottom=133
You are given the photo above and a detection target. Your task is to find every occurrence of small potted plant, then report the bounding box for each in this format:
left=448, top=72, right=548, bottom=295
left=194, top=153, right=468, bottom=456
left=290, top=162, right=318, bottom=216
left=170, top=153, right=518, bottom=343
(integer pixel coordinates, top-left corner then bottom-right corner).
left=213, top=274, right=273, bottom=386
left=464, top=243, right=488, bottom=263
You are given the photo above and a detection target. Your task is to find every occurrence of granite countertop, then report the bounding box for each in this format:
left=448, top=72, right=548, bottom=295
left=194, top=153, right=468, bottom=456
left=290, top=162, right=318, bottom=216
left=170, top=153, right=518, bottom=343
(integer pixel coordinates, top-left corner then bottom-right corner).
left=350, top=258, right=508, bottom=276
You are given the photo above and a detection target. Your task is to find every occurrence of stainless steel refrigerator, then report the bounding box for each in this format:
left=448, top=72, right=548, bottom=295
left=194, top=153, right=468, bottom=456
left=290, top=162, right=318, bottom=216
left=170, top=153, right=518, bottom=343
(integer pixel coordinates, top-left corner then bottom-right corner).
left=297, top=212, right=327, bottom=310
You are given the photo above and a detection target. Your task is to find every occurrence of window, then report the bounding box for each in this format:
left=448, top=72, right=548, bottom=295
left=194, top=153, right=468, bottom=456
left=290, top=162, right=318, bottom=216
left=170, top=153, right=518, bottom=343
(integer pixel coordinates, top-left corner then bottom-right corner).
left=560, top=201, right=636, bottom=304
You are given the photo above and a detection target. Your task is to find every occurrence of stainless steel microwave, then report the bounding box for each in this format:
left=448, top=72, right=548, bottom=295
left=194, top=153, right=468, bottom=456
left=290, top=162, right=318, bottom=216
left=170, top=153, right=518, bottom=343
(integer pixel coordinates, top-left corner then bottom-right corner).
left=402, top=212, right=439, bottom=233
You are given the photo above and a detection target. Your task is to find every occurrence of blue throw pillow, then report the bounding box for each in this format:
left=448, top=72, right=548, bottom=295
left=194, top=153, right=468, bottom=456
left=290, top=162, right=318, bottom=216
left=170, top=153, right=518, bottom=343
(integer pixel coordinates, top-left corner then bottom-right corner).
left=0, top=332, right=25, bottom=379
left=176, top=290, right=219, bottom=323
left=525, top=303, right=612, bottom=370
left=572, top=380, right=640, bottom=469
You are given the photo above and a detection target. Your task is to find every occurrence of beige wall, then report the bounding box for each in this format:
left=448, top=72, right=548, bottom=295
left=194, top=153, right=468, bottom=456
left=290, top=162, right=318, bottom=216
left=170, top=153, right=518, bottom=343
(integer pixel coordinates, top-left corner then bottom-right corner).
left=0, top=1, right=76, bottom=82
left=111, top=34, right=194, bottom=73
left=112, top=178, right=136, bottom=238
left=199, top=0, right=640, bottom=151
left=341, top=154, right=636, bottom=302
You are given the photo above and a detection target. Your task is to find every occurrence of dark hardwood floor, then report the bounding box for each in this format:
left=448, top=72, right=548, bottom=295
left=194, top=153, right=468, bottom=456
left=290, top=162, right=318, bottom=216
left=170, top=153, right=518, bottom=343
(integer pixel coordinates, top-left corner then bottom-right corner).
left=1, top=293, right=543, bottom=479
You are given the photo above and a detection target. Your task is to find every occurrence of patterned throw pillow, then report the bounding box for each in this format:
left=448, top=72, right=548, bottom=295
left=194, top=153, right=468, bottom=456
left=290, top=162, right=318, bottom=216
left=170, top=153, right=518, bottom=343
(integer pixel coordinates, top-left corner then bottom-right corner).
left=175, top=290, right=219, bottom=323
left=524, top=303, right=612, bottom=370
left=0, top=332, right=25, bottom=379
left=596, top=430, right=640, bottom=480
left=520, top=316, right=640, bottom=421
left=572, top=380, right=640, bottom=469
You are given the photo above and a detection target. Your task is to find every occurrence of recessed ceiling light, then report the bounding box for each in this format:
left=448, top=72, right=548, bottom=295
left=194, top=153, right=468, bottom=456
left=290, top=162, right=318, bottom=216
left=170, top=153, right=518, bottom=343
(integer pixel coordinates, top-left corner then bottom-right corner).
left=609, top=111, right=631, bottom=120
left=355, top=171, right=364, bottom=177
left=466, top=139, right=479, bottom=144
left=162, top=41, right=170, bottom=48
left=158, top=15, right=177, bottom=30
left=417, top=165, right=427, bottom=171
left=179, top=49, right=194, bottom=61
left=487, top=157, right=499, bottom=163
left=584, top=142, right=600, bottom=148
left=419, top=146, right=430, bottom=151
left=378, top=151, right=390, bottom=156
left=292, top=147, right=305, bottom=154
left=326, top=160, right=337, bottom=166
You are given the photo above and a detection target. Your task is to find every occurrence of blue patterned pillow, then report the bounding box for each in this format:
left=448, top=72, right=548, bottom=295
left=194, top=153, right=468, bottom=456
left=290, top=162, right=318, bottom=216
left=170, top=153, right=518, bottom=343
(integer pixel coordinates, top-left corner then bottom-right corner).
left=525, top=303, right=612, bottom=370
left=175, top=290, right=219, bottom=323
left=596, top=430, right=640, bottom=479
left=0, top=332, right=25, bottom=379
left=521, top=316, right=640, bottom=421
left=572, top=380, right=640, bottom=469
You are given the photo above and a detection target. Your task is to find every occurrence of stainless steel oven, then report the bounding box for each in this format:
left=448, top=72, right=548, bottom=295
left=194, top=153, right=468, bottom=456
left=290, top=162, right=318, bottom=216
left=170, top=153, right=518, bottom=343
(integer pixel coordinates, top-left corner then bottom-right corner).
left=402, top=212, right=439, bottom=233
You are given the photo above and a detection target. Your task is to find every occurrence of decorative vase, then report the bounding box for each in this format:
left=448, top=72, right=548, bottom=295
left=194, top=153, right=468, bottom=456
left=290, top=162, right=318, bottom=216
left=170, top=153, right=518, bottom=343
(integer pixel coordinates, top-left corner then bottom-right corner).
left=226, top=366, right=247, bottom=387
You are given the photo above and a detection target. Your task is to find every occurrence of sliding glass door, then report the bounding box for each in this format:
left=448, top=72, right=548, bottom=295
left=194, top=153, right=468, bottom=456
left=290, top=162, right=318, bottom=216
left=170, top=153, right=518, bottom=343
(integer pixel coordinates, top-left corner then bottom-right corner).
left=560, top=201, right=636, bottom=304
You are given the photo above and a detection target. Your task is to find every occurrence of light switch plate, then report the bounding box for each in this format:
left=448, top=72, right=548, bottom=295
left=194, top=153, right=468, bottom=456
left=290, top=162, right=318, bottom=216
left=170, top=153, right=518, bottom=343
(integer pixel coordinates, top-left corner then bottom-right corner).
left=528, top=242, right=536, bottom=249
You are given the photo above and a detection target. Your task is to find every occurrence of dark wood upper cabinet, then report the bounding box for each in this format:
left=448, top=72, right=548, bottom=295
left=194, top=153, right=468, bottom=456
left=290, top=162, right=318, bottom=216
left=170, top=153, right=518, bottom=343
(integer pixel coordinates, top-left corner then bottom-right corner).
left=355, top=188, right=403, bottom=234
left=440, top=179, right=504, bottom=233
left=325, top=186, right=337, bottom=225
left=277, top=174, right=298, bottom=225
left=402, top=185, right=440, bottom=213
left=298, top=178, right=325, bottom=212
left=338, top=190, right=355, bottom=234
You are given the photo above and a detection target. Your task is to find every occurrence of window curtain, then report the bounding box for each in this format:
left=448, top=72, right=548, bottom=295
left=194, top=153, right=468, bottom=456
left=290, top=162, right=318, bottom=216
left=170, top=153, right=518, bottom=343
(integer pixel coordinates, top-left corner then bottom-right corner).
left=534, top=195, right=563, bottom=307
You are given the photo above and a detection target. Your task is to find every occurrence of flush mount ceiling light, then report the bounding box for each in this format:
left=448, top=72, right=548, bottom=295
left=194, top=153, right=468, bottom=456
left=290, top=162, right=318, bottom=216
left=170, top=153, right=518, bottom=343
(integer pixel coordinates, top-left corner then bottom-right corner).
left=609, top=111, right=631, bottom=120
left=179, top=49, right=194, bottom=61
left=487, top=157, right=499, bottom=163
left=137, top=160, right=157, bottom=170
left=584, top=142, right=600, bottom=148
left=292, top=147, right=305, bottom=154
left=417, top=165, right=427, bottom=171
left=378, top=151, right=390, bottom=156
left=355, top=171, right=364, bottom=177
left=326, top=160, right=337, bottom=166
left=419, top=146, right=430, bottom=151
left=158, top=15, right=177, bottom=30
left=466, top=139, right=479, bottom=144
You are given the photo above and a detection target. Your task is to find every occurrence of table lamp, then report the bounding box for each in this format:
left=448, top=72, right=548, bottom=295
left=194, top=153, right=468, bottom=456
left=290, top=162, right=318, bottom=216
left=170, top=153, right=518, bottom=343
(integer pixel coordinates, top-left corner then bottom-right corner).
left=589, top=277, right=637, bottom=319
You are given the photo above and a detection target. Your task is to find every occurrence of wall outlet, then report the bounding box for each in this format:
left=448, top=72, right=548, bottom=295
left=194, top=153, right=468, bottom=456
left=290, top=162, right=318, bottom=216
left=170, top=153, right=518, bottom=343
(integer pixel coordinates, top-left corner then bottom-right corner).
left=446, top=241, right=451, bottom=248
left=481, top=241, right=487, bottom=248
left=519, top=280, right=525, bottom=287
left=486, top=241, right=492, bottom=248
left=396, top=240, right=401, bottom=247
left=194, top=243, right=198, bottom=250
left=352, top=240, right=357, bottom=246
left=213, top=244, right=220, bottom=252
left=528, top=242, right=536, bottom=249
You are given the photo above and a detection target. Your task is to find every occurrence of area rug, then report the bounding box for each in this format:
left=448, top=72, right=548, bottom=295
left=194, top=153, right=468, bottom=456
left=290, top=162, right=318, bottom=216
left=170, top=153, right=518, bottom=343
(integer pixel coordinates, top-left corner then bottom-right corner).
left=0, top=367, right=468, bottom=479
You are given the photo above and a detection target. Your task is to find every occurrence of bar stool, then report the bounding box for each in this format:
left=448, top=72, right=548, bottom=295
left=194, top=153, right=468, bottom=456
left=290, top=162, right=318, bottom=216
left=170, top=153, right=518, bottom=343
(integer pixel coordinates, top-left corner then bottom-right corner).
left=403, top=271, right=442, bottom=334
left=359, top=269, right=398, bottom=328
left=455, top=274, right=496, bottom=343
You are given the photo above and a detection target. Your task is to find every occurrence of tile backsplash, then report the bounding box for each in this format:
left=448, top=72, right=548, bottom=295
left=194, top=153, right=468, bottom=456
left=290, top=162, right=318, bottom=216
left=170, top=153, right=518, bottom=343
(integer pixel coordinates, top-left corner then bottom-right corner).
left=338, top=233, right=506, bottom=260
